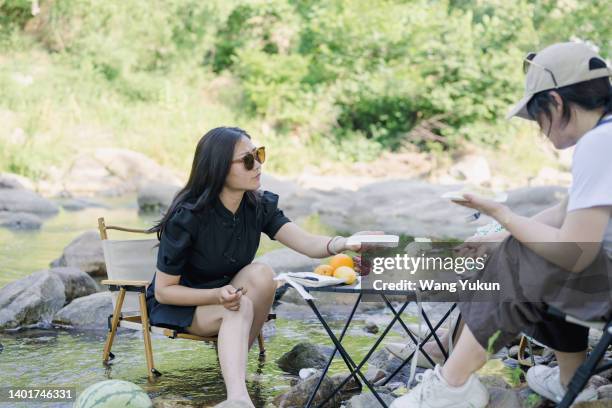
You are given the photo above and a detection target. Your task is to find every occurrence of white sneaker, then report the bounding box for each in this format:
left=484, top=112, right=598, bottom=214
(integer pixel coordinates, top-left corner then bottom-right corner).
left=526, top=365, right=597, bottom=404
left=390, top=365, right=489, bottom=408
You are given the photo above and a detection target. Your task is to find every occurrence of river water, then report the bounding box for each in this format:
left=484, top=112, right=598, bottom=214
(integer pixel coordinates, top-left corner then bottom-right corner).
left=0, top=196, right=420, bottom=407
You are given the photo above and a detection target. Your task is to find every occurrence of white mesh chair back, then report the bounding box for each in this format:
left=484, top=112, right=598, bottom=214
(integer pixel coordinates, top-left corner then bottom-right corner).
left=101, top=239, right=158, bottom=314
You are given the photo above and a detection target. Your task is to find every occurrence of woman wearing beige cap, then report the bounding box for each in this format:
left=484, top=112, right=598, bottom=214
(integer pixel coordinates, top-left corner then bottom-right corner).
left=391, top=42, right=612, bottom=408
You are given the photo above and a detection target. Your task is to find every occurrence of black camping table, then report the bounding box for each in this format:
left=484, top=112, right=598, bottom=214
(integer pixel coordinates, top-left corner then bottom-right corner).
left=298, top=282, right=459, bottom=408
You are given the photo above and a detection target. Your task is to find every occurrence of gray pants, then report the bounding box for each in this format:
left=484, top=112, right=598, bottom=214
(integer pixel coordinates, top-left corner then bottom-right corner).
left=458, top=237, right=612, bottom=352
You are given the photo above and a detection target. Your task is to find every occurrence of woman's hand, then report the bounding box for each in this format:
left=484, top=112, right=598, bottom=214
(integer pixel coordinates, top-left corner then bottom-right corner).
left=217, top=285, right=248, bottom=311
left=452, top=194, right=510, bottom=221
left=454, top=231, right=509, bottom=258
left=343, top=230, right=385, bottom=252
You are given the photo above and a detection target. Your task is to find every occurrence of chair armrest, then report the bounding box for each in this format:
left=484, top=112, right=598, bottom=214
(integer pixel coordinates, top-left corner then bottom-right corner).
left=101, top=279, right=149, bottom=286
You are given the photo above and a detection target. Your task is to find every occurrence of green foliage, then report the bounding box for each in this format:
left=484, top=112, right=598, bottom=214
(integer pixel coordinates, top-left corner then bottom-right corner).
left=0, top=0, right=610, bottom=178
left=525, top=393, right=542, bottom=408
left=205, top=0, right=576, bottom=150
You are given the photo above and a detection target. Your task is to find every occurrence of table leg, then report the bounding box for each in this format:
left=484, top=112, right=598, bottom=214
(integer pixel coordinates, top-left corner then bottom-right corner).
left=305, top=293, right=363, bottom=408
left=420, top=306, right=450, bottom=360
left=379, top=302, right=457, bottom=386
left=310, top=297, right=414, bottom=408
left=306, top=298, right=397, bottom=408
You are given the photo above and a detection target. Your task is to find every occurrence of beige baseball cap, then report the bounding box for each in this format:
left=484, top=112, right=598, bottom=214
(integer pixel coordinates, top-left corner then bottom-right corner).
left=507, top=42, right=612, bottom=120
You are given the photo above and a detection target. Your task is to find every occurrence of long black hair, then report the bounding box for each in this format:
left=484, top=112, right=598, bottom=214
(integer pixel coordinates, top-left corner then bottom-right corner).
left=149, top=126, right=259, bottom=239
left=527, top=57, right=612, bottom=130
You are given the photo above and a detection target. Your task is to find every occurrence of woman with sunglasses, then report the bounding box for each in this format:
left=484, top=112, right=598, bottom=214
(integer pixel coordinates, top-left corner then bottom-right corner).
left=392, top=42, right=612, bottom=407
left=145, top=126, right=376, bottom=407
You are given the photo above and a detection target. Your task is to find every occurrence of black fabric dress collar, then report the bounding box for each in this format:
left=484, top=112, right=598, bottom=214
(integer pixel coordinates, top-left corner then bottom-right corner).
left=213, top=194, right=245, bottom=220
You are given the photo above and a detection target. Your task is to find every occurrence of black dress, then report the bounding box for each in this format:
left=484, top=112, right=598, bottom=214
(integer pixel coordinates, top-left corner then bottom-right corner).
left=145, top=190, right=291, bottom=331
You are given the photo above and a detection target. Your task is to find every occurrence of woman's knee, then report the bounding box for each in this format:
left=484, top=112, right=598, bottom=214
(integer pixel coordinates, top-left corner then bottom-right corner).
left=225, top=295, right=254, bottom=321
left=245, top=263, right=276, bottom=288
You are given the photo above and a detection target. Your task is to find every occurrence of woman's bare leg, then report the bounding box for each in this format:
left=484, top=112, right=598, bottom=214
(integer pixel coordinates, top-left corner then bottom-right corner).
left=231, top=262, right=276, bottom=347
left=440, top=324, right=488, bottom=386
left=187, top=298, right=255, bottom=406
left=417, top=320, right=466, bottom=361
left=555, top=350, right=587, bottom=387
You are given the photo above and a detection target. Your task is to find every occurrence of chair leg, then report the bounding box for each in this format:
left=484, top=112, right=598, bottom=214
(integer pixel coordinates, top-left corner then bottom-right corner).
left=257, top=332, right=266, bottom=356
left=102, top=288, right=126, bottom=363
left=138, top=292, right=161, bottom=379
left=558, top=327, right=612, bottom=408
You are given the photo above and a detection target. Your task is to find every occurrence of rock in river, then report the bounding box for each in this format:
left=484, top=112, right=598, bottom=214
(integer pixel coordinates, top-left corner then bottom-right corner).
left=0, top=271, right=65, bottom=329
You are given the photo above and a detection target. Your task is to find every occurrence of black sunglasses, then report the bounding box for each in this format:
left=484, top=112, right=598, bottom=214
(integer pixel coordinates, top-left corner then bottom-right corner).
left=523, top=52, right=558, bottom=88
left=231, top=146, right=266, bottom=170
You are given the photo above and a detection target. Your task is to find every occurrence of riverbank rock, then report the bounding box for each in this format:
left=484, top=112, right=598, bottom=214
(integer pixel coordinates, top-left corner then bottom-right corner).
left=448, top=154, right=492, bottom=185
left=277, top=342, right=333, bottom=375
left=261, top=173, right=302, bottom=202
left=310, top=180, right=567, bottom=240
left=58, top=148, right=182, bottom=197
left=0, top=271, right=66, bottom=329
left=346, top=392, right=395, bottom=408
left=505, top=185, right=567, bottom=217
left=50, top=230, right=106, bottom=276
left=49, top=266, right=99, bottom=303
left=153, top=394, right=199, bottom=408
left=0, top=188, right=59, bottom=215
left=573, top=401, right=612, bottom=408
left=486, top=387, right=521, bottom=408
left=273, top=373, right=341, bottom=408
left=59, top=197, right=108, bottom=212
left=255, top=248, right=319, bottom=274
left=53, top=292, right=113, bottom=329
left=137, top=182, right=181, bottom=213
left=0, top=211, right=43, bottom=229
left=0, top=172, right=35, bottom=190
left=364, top=318, right=379, bottom=334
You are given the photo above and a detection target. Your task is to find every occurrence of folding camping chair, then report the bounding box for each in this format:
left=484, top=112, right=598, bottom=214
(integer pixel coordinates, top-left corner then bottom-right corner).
left=98, top=217, right=275, bottom=380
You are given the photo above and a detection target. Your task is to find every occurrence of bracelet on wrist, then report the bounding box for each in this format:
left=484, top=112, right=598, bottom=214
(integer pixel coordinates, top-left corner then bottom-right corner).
left=326, top=237, right=335, bottom=256
left=326, top=236, right=343, bottom=255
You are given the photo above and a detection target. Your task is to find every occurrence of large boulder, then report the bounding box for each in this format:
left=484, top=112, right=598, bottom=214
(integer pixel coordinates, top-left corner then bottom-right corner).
left=448, top=154, right=492, bottom=185
left=0, top=172, right=35, bottom=190
left=49, top=266, right=99, bottom=303
left=505, top=185, right=567, bottom=217
left=254, top=248, right=319, bottom=274
left=137, top=182, right=181, bottom=213
left=261, top=173, right=302, bottom=202
left=0, top=188, right=59, bottom=215
left=53, top=292, right=113, bottom=329
left=314, top=179, right=487, bottom=239
left=50, top=230, right=106, bottom=276
left=0, top=211, right=43, bottom=229
left=59, top=197, right=108, bottom=212
left=0, top=271, right=66, bottom=329
left=273, top=373, right=342, bottom=408
left=60, top=148, right=182, bottom=196
left=312, top=180, right=567, bottom=240
left=277, top=342, right=333, bottom=375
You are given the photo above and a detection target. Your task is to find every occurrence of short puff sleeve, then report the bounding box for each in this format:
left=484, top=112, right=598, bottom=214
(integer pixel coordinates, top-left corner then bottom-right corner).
left=260, top=191, right=291, bottom=240
left=156, top=206, right=199, bottom=275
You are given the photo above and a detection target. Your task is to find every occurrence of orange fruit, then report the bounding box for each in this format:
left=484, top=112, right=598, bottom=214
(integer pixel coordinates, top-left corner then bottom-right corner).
left=314, top=264, right=334, bottom=276
left=333, top=266, right=357, bottom=285
left=329, top=254, right=354, bottom=271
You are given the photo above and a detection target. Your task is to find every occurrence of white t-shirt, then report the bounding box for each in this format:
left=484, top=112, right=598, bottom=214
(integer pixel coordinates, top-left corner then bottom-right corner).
left=567, top=114, right=612, bottom=252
